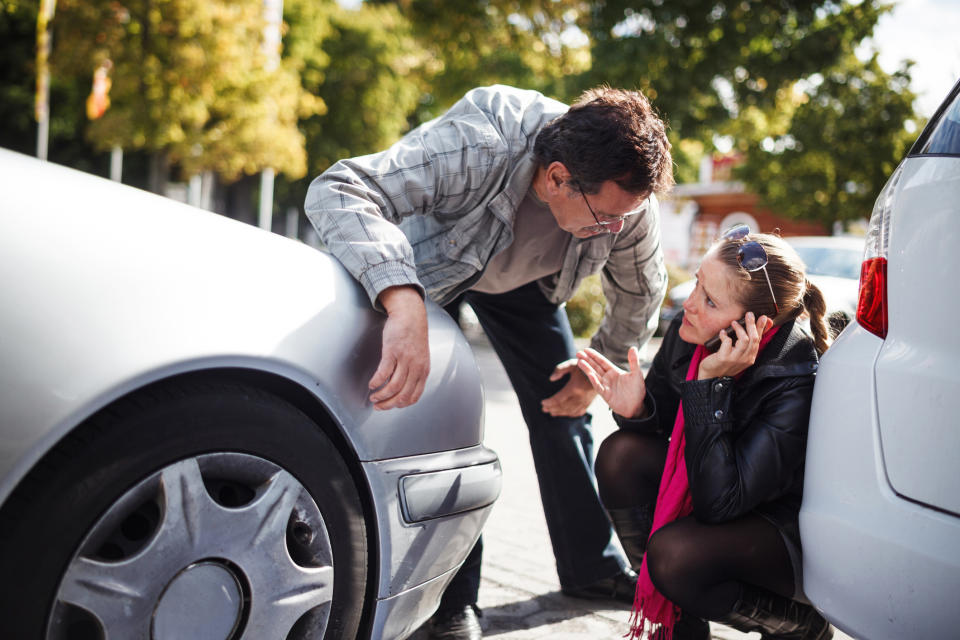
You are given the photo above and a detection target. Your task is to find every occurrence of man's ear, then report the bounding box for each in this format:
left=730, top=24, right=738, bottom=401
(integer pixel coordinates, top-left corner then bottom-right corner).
left=545, top=161, right=572, bottom=194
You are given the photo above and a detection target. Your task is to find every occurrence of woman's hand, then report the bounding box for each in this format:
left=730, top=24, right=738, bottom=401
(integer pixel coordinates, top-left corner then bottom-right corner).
left=576, top=347, right=648, bottom=418
left=698, top=312, right=773, bottom=380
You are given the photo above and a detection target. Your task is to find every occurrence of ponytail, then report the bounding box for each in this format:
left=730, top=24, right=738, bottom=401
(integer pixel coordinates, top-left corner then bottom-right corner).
left=802, top=278, right=830, bottom=355
left=715, top=232, right=835, bottom=355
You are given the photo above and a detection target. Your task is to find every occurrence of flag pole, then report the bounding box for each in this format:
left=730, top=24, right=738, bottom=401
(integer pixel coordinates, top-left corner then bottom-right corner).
left=258, top=0, right=283, bottom=231
left=35, top=0, right=57, bottom=161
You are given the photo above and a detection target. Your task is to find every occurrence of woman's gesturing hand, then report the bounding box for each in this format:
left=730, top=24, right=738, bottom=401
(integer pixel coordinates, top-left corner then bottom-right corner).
left=698, top=312, right=773, bottom=381
left=576, top=346, right=648, bottom=419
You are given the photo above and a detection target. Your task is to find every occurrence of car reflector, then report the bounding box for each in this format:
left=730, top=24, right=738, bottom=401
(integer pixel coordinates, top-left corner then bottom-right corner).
left=857, top=257, right=888, bottom=338
left=857, top=165, right=900, bottom=339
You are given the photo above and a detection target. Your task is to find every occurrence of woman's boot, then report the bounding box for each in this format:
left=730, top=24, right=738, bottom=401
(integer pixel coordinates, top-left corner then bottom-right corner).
left=607, top=505, right=709, bottom=640
left=673, top=611, right=711, bottom=640
left=718, top=584, right=833, bottom=640
left=606, top=504, right=654, bottom=571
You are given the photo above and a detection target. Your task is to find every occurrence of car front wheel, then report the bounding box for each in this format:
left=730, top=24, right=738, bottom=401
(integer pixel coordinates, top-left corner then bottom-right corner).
left=0, top=381, right=367, bottom=640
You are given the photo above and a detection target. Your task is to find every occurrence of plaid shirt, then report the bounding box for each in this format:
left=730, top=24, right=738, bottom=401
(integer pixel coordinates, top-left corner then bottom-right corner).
left=304, top=85, right=667, bottom=365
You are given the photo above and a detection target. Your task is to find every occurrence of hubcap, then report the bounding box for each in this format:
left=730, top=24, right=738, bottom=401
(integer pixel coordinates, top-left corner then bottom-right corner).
left=47, top=453, right=334, bottom=639
left=152, top=562, right=242, bottom=640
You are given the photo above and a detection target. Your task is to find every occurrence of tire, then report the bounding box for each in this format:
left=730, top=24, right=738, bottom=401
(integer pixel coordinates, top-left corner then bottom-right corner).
left=0, top=380, right=367, bottom=640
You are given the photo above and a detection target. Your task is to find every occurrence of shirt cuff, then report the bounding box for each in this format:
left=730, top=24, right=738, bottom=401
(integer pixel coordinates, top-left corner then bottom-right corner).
left=358, top=259, right=425, bottom=311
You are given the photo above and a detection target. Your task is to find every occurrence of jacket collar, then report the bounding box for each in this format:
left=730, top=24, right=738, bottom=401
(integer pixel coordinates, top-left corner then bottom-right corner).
left=667, top=314, right=818, bottom=381
left=740, top=320, right=819, bottom=383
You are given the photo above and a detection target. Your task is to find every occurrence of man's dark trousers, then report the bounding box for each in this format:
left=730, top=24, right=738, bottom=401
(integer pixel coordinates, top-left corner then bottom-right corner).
left=439, top=281, right=625, bottom=611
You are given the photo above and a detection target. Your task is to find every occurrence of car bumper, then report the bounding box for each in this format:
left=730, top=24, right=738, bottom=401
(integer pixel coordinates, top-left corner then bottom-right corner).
left=800, top=324, right=960, bottom=639
left=362, top=445, right=501, bottom=639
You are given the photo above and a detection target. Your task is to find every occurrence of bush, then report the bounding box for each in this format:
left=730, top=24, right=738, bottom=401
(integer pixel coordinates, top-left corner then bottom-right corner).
left=565, top=274, right=605, bottom=338
left=567, top=263, right=694, bottom=339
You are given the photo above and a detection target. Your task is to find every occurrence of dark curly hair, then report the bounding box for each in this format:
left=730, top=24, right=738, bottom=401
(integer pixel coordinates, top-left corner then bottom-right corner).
left=533, top=86, right=674, bottom=196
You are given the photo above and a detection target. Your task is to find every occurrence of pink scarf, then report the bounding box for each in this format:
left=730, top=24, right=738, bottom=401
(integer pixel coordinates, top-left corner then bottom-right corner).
left=626, top=328, right=778, bottom=640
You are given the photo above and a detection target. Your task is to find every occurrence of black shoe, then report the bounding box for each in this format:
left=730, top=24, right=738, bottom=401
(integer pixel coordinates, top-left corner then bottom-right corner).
left=428, top=604, right=482, bottom=640
left=561, top=568, right=638, bottom=605
left=674, top=612, right=710, bottom=640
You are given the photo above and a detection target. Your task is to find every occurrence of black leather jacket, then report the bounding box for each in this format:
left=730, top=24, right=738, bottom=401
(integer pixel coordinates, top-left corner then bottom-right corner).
left=615, top=313, right=819, bottom=535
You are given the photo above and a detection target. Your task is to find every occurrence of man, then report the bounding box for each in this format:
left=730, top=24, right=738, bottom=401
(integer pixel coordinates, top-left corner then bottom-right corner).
left=305, top=84, right=673, bottom=639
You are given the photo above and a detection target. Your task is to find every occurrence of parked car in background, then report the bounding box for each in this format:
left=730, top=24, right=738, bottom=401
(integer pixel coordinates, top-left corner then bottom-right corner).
left=800, top=78, right=960, bottom=639
left=0, top=149, right=501, bottom=640
left=658, top=234, right=863, bottom=335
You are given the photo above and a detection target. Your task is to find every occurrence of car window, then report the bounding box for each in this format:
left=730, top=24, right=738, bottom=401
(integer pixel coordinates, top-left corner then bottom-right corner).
left=916, top=86, right=960, bottom=155
left=793, top=246, right=862, bottom=280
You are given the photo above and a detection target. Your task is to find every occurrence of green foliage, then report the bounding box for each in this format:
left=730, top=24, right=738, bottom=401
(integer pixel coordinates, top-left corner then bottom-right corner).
left=369, top=0, right=591, bottom=119
left=565, top=274, right=606, bottom=338
left=567, top=262, right=691, bottom=338
left=576, top=0, right=901, bottom=185
left=733, top=53, right=918, bottom=224
left=582, top=1, right=889, bottom=141
left=293, top=2, right=426, bottom=175
left=0, top=0, right=102, bottom=173
left=0, top=0, right=39, bottom=155
left=51, top=0, right=320, bottom=182
left=274, top=0, right=428, bottom=216
left=3, top=0, right=923, bottom=232
left=666, top=262, right=694, bottom=293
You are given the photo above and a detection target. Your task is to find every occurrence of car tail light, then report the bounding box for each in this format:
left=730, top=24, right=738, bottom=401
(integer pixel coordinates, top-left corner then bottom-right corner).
left=857, top=166, right=901, bottom=338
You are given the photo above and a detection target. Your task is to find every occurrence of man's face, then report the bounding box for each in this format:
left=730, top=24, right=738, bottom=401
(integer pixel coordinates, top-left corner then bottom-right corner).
left=549, top=179, right=648, bottom=239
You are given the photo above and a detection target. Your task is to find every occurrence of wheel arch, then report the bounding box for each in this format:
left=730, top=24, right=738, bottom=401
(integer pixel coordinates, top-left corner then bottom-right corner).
left=128, top=367, right=383, bottom=638
left=0, top=366, right=382, bottom=639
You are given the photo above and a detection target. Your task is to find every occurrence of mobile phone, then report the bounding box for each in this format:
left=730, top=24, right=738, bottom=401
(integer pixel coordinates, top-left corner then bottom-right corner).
left=704, top=316, right=747, bottom=351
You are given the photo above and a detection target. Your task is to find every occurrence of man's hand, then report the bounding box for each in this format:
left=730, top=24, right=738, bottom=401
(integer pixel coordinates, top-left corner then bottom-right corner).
left=540, top=359, right=598, bottom=417
left=577, top=347, right=647, bottom=419
left=369, top=286, right=429, bottom=410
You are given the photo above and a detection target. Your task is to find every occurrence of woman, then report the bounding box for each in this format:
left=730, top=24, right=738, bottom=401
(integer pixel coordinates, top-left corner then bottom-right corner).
left=577, top=226, right=833, bottom=640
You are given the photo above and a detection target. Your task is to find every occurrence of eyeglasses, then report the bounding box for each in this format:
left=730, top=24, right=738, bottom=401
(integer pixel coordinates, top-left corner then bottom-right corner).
left=577, top=184, right=631, bottom=234
left=721, top=224, right=779, bottom=315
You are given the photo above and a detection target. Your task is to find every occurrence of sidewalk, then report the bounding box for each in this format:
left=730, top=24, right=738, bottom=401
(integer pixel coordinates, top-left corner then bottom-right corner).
left=414, top=332, right=852, bottom=639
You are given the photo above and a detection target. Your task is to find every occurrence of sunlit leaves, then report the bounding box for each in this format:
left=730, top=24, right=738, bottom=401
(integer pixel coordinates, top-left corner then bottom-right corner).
left=734, top=54, right=918, bottom=225
left=52, top=0, right=321, bottom=181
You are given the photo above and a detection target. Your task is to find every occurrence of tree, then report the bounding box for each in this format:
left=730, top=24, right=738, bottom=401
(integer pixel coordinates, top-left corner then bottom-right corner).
left=0, top=0, right=42, bottom=156
left=577, top=0, right=918, bottom=223
left=733, top=53, right=918, bottom=225
left=0, top=0, right=107, bottom=175
left=289, top=1, right=426, bottom=175
left=370, top=0, right=591, bottom=118
left=582, top=0, right=889, bottom=141
left=272, top=0, right=428, bottom=219
left=51, top=0, right=321, bottom=190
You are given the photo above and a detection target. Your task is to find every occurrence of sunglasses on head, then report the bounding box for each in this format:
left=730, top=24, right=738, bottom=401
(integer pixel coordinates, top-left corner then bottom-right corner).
left=720, top=224, right=779, bottom=315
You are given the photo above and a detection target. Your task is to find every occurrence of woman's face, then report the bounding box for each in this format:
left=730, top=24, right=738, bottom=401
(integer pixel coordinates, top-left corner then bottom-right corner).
left=678, top=250, right=747, bottom=345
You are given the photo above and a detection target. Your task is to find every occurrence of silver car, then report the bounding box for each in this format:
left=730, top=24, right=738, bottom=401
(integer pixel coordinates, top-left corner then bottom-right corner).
left=0, top=149, right=501, bottom=640
left=800, top=78, right=960, bottom=638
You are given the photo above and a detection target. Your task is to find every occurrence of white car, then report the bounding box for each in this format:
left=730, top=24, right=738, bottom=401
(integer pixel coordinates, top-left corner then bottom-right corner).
left=0, top=149, right=501, bottom=640
left=800, top=79, right=960, bottom=638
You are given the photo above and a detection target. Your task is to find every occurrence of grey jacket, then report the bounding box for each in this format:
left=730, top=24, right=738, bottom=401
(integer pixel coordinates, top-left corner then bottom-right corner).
left=304, top=85, right=667, bottom=365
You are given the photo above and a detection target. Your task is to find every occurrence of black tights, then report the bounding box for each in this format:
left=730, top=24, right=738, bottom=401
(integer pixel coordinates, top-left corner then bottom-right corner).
left=596, top=429, right=796, bottom=620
